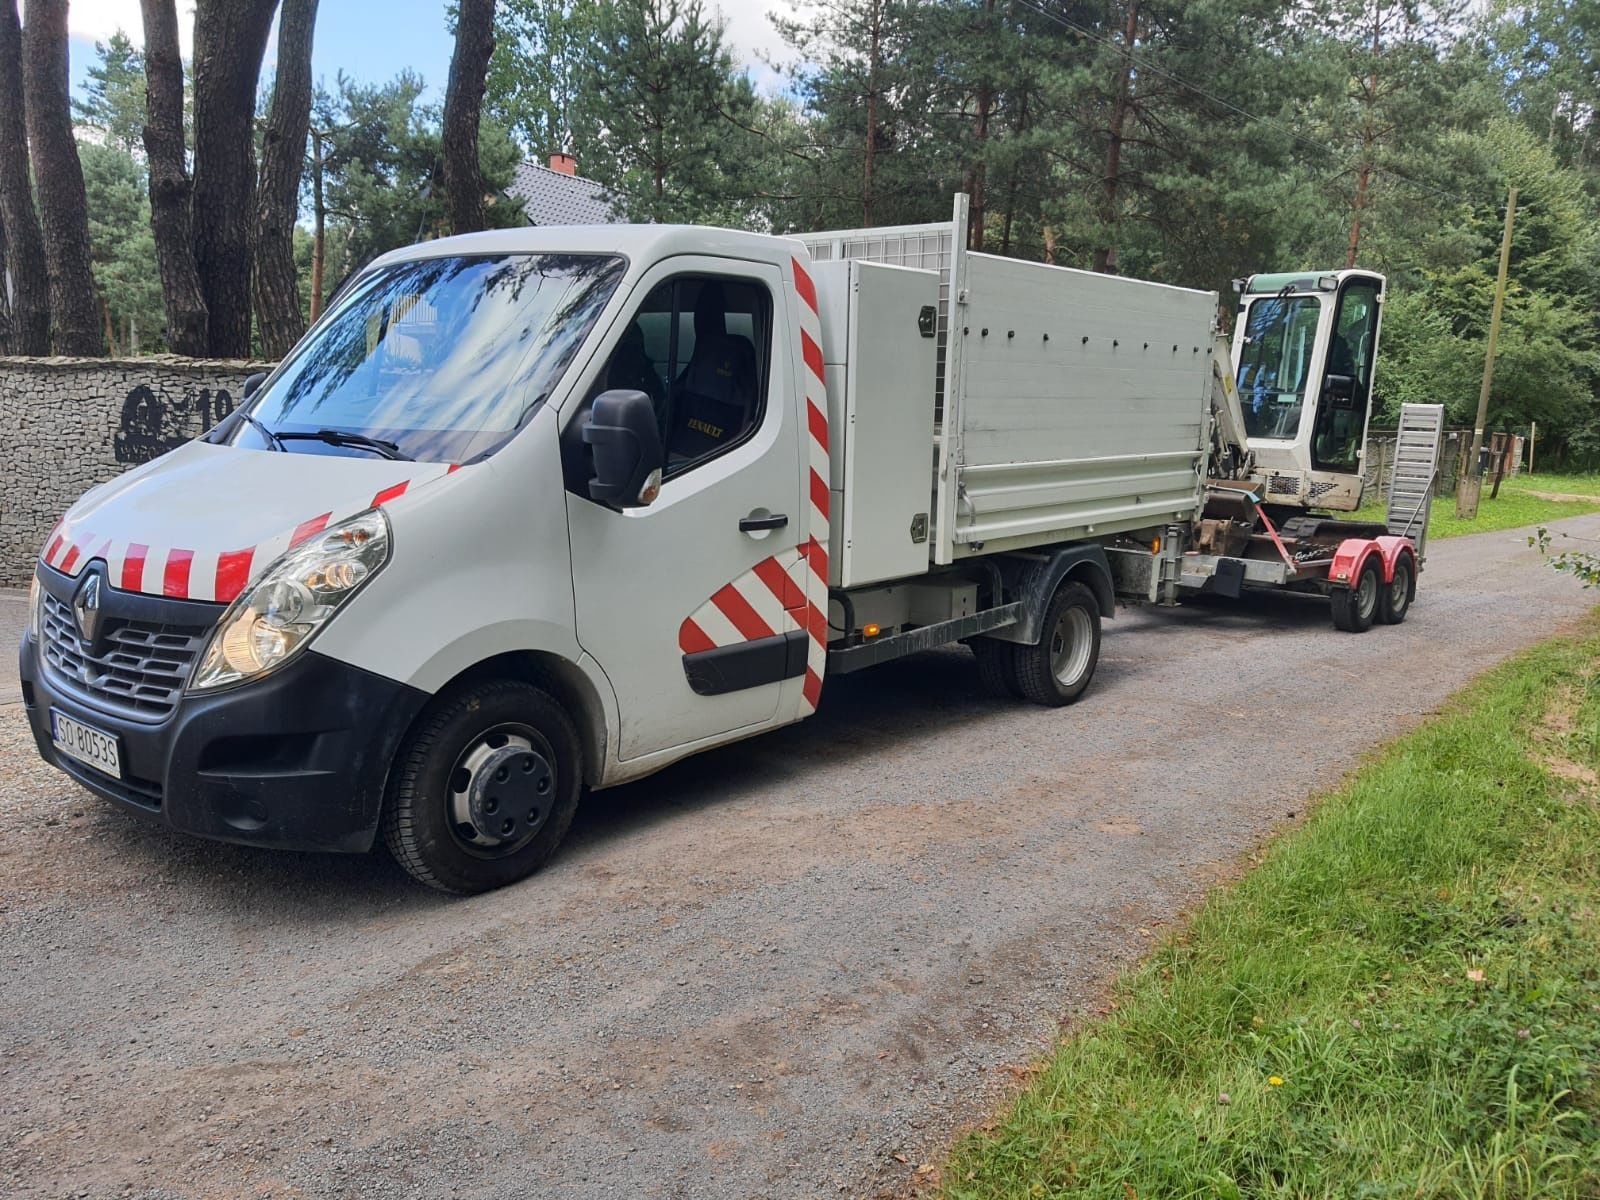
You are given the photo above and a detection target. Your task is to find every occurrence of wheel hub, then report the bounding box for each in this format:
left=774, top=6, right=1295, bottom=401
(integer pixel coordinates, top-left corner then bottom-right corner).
left=451, top=733, right=554, bottom=851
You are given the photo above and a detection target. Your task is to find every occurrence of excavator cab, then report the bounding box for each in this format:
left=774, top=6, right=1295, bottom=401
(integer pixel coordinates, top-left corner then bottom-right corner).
left=1230, top=269, right=1385, bottom=512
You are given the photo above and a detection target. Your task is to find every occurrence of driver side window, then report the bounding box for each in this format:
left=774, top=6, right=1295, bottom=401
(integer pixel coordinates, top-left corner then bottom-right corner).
left=593, top=274, right=772, bottom=479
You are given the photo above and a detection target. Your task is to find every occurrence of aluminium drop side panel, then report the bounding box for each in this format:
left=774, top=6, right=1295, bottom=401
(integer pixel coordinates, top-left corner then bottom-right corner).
left=838, top=260, right=940, bottom=588
left=944, top=254, right=1216, bottom=558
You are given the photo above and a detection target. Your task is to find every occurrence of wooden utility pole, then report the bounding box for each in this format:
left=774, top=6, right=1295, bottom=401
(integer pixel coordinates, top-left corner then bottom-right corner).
left=1528, top=420, right=1536, bottom=476
left=1456, top=186, right=1518, bottom=520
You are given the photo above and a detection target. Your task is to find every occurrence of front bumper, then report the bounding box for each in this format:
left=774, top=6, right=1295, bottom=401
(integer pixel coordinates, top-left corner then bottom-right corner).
left=19, top=591, right=429, bottom=853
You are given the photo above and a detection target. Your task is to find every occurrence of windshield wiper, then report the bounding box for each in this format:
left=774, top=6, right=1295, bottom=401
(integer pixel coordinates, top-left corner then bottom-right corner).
left=276, top=429, right=413, bottom=460
left=236, top=410, right=285, bottom=452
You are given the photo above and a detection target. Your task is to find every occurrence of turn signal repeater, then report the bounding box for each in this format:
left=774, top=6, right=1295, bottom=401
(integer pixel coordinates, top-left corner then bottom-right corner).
left=862, top=623, right=881, bottom=639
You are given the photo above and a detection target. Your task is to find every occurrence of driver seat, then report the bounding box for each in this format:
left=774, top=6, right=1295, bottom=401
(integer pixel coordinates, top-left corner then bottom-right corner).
left=667, top=283, right=758, bottom=462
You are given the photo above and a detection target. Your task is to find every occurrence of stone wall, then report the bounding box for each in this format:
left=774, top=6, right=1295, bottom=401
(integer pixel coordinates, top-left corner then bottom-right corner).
left=0, top=355, right=274, bottom=586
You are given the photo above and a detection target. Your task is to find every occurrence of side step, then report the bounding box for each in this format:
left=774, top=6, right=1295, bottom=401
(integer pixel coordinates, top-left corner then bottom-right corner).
left=826, top=603, right=1021, bottom=675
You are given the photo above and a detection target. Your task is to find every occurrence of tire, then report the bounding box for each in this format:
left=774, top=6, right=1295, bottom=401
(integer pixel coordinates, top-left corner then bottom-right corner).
left=1012, top=581, right=1102, bottom=707
left=383, top=678, right=582, bottom=894
left=972, top=637, right=1023, bottom=699
left=1330, top=556, right=1381, bottom=633
left=1377, top=554, right=1415, bottom=625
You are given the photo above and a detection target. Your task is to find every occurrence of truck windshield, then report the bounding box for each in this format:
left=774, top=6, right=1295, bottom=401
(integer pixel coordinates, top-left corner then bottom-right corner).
left=235, top=252, right=626, bottom=463
left=1236, top=295, right=1321, bottom=442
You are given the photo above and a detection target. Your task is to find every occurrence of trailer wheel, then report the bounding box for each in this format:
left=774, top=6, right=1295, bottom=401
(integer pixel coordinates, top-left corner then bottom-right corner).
left=1378, top=554, right=1415, bottom=625
left=382, top=678, right=582, bottom=894
left=971, top=638, right=1023, bottom=699
left=1330, top=557, right=1381, bottom=633
left=1012, top=581, right=1102, bottom=707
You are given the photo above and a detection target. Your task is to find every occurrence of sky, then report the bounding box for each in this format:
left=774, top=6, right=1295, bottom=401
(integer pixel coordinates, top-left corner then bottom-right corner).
left=66, top=0, right=805, bottom=115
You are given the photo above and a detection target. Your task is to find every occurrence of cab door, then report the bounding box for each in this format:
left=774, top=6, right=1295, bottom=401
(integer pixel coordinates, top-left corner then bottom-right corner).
left=564, top=257, right=807, bottom=761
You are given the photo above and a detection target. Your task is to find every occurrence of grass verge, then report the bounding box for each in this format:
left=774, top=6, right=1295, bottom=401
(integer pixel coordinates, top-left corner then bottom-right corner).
left=1356, top=472, right=1600, bottom=541
left=941, top=617, right=1600, bottom=1199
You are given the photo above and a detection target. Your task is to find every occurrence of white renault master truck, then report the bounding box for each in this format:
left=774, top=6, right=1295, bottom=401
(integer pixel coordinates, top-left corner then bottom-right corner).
left=21, top=225, right=867, bottom=894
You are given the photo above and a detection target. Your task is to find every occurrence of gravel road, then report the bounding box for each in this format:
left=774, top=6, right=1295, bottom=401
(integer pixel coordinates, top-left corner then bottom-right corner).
left=2, top=516, right=1595, bottom=1200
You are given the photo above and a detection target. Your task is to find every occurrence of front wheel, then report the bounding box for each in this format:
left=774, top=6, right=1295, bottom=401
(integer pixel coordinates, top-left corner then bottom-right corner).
left=1330, top=556, right=1381, bottom=633
left=383, top=679, right=582, bottom=894
left=1378, top=554, right=1415, bottom=625
left=1012, top=581, right=1102, bottom=707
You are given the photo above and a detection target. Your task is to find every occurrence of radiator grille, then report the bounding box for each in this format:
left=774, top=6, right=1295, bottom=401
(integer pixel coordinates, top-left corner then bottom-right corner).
left=41, top=591, right=209, bottom=721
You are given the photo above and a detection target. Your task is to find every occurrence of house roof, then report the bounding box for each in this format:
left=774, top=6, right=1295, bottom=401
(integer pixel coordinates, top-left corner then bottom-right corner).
left=506, top=161, right=620, bottom=226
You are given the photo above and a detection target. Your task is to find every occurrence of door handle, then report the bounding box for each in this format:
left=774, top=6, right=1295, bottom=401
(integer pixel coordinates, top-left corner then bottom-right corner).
left=739, top=512, right=788, bottom=532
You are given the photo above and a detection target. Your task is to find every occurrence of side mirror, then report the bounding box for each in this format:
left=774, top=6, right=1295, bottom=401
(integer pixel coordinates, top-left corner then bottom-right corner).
left=582, top=389, right=664, bottom=509
left=241, top=371, right=268, bottom=400
left=1323, top=373, right=1357, bottom=409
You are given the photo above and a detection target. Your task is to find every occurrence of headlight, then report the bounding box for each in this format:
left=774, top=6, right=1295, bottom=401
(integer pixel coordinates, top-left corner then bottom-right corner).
left=190, top=509, right=390, bottom=691
left=26, top=574, right=41, bottom=640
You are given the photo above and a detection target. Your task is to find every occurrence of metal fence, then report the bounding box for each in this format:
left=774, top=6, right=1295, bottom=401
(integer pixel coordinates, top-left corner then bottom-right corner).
left=1364, top=429, right=1523, bottom=498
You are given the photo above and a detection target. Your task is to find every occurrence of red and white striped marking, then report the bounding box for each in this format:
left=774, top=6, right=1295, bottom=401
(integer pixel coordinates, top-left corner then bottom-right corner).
left=676, top=257, right=834, bottom=713
left=792, top=255, right=831, bottom=712
left=37, top=465, right=464, bottom=603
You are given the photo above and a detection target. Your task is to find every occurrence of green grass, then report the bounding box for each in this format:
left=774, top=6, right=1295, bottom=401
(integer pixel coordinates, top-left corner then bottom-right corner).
left=1356, top=471, right=1600, bottom=540
left=941, top=619, right=1600, bottom=1199
left=1513, top=473, right=1600, bottom=500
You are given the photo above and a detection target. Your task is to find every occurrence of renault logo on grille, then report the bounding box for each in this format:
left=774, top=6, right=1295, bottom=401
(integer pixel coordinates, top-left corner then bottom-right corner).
left=73, top=572, right=102, bottom=645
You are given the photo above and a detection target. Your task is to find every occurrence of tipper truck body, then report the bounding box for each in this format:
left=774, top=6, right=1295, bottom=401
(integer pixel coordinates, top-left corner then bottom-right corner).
left=19, top=195, right=1443, bottom=891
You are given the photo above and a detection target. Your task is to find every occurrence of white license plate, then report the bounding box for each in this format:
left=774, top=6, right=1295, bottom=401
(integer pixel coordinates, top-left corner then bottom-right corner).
left=51, top=710, right=122, bottom=779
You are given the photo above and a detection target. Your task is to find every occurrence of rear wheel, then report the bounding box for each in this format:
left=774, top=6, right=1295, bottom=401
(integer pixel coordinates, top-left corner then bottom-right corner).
left=1330, top=557, right=1381, bottom=633
left=971, top=638, right=1023, bottom=699
left=1012, top=581, right=1102, bottom=707
left=383, top=679, right=582, bottom=894
left=1378, top=555, right=1415, bottom=625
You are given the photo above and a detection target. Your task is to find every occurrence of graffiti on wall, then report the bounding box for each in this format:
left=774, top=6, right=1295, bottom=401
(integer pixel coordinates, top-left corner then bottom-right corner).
left=113, top=383, right=235, bottom=465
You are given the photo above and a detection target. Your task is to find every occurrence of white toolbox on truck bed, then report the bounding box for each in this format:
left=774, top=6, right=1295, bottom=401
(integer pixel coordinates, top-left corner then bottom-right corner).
left=811, top=259, right=939, bottom=589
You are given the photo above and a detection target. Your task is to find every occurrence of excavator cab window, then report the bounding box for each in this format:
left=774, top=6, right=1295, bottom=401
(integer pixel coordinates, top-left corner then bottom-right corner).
left=1310, top=281, right=1380, bottom=473
left=1236, top=295, right=1321, bottom=441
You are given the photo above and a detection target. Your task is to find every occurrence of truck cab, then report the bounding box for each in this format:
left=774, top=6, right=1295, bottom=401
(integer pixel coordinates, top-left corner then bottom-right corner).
left=1231, top=269, right=1386, bottom=511
left=21, top=225, right=835, bottom=892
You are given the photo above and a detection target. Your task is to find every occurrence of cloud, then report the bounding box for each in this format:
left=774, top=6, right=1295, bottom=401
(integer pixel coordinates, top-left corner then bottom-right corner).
left=710, top=0, right=808, bottom=92
left=66, top=0, right=196, bottom=56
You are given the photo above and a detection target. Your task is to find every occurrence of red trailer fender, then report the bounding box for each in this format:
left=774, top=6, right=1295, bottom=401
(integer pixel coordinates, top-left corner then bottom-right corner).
left=1373, top=534, right=1419, bottom=580
left=1329, top=534, right=1416, bottom=587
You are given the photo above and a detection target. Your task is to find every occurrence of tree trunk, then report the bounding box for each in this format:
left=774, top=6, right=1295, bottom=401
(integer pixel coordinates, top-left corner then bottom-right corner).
left=0, top=0, right=48, bottom=355
left=1345, top=3, right=1381, bottom=268
left=100, top=292, right=119, bottom=355
left=999, top=87, right=1029, bottom=256
left=309, top=126, right=326, bottom=321
left=1093, top=0, right=1140, bottom=274
left=191, top=0, right=280, bottom=357
left=862, top=0, right=881, bottom=226
left=0, top=221, right=9, bottom=352
left=442, top=0, right=496, bottom=235
left=21, top=0, right=102, bottom=354
left=140, top=0, right=208, bottom=355
left=965, top=0, right=998, bottom=251
left=253, top=0, right=318, bottom=358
